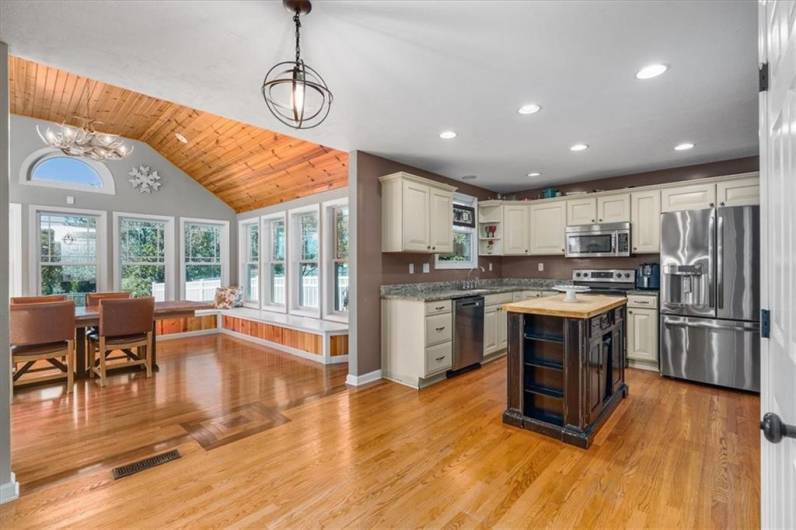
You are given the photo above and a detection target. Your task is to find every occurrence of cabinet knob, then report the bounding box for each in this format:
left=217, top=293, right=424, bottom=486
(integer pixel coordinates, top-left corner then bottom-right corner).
left=628, top=310, right=633, bottom=314
left=591, top=219, right=595, bottom=223
left=432, top=246, right=436, bottom=250
left=633, top=247, right=638, bottom=251
left=599, top=218, right=603, bottom=222
left=709, top=202, right=715, bottom=207
left=524, top=249, right=528, bottom=253
left=427, top=245, right=431, bottom=250
left=720, top=201, right=725, bottom=206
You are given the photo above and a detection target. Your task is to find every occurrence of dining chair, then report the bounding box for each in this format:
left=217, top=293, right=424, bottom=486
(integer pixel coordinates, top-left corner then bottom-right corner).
left=11, top=294, right=67, bottom=304
left=85, top=291, right=131, bottom=307
left=10, top=300, right=76, bottom=393
left=88, top=297, right=155, bottom=387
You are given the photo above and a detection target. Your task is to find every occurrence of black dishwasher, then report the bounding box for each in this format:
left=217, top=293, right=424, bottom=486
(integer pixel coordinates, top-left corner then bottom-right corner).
left=448, top=295, right=484, bottom=375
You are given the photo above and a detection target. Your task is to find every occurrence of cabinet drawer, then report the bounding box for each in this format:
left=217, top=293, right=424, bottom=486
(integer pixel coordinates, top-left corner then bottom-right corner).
left=513, top=290, right=541, bottom=301
left=627, top=295, right=657, bottom=309
left=425, top=341, right=452, bottom=375
left=425, top=313, right=452, bottom=346
left=425, top=300, right=452, bottom=315
left=485, top=292, right=513, bottom=306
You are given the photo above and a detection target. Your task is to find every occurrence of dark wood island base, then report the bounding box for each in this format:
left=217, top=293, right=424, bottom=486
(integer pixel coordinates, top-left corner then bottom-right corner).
left=501, top=294, right=629, bottom=449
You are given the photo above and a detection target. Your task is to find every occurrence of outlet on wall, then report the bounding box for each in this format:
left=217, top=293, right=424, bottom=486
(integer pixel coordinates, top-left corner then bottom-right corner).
left=422, top=262, right=430, bottom=273
left=488, top=262, right=493, bottom=272
left=66, top=195, right=75, bottom=205
left=408, top=263, right=415, bottom=274
left=538, top=262, right=544, bottom=272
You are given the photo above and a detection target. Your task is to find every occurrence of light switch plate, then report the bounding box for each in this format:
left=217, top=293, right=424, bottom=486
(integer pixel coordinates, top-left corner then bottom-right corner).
left=408, top=263, right=414, bottom=274
left=422, top=262, right=430, bottom=273
left=537, top=262, right=544, bottom=272
left=66, top=195, right=75, bottom=205
left=488, top=262, right=493, bottom=272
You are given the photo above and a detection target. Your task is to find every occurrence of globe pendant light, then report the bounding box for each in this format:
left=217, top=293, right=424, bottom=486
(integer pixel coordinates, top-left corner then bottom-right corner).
left=262, top=0, right=333, bottom=130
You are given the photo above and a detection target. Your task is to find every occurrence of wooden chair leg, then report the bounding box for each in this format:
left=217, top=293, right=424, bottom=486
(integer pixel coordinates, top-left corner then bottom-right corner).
left=98, top=337, right=107, bottom=387
left=66, top=340, right=74, bottom=393
left=145, top=332, right=153, bottom=378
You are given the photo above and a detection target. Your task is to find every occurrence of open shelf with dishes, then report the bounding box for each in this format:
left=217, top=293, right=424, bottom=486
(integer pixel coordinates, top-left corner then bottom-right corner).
left=478, top=201, right=504, bottom=256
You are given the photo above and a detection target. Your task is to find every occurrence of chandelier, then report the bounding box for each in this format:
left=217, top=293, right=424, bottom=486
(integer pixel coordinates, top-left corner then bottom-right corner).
left=36, top=79, right=133, bottom=161
left=262, top=0, right=333, bottom=129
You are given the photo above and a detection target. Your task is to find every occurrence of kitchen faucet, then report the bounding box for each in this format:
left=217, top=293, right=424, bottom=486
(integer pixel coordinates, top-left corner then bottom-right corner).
left=463, top=265, right=486, bottom=289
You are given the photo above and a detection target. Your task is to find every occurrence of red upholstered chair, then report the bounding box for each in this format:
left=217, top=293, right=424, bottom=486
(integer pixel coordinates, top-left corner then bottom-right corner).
left=10, top=300, right=75, bottom=392
left=88, top=297, right=155, bottom=386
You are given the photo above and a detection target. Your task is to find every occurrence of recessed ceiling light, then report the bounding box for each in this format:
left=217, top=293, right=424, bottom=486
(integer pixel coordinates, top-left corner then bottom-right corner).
left=518, top=103, right=541, bottom=115
left=570, top=143, right=589, bottom=152
left=439, top=130, right=457, bottom=139
left=674, top=142, right=694, bottom=151
left=527, top=172, right=541, bottom=177
left=462, top=175, right=477, bottom=180
left=175, top=132, right=189, bottom=144
left=636, top=63, right=668, bottom=80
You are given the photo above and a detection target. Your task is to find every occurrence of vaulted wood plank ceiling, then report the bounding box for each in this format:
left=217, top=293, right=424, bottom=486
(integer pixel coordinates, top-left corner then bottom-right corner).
left=8, top=56, right=348, bottom=213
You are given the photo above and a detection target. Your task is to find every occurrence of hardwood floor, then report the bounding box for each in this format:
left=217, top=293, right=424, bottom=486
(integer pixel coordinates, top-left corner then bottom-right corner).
left=0, top=335, right=759, bottom=528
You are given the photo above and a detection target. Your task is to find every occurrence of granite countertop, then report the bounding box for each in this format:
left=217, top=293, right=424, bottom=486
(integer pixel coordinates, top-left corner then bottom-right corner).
left=380, top=279, right=659, bottom=301
left=502, top=293, right=627, bottom=319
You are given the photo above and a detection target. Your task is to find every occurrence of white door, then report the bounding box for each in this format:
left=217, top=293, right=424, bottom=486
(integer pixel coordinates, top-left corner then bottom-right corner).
left=496, top=306, right=507, bottom=350
left=483, top=306, right=497, bottom=354
left=626, top=308, right=657, bottom=363
left=503, top=204, right=529, bottom=255
left=660, top=183, right=716, bottom=212
left=566, top=197, right=596, bottom=225
left=717, top=177, right=760, bottom=207
left=529, top=202, right=566, bottom=255
left=597, top=193, right=630, bottom=223
left=401, top=180, right=430, bottom=252
left=631, top=190, right=661, bottom=253
left=761, top=1, right=796, bottom=527
left=428, top=189, right=453, bottom=253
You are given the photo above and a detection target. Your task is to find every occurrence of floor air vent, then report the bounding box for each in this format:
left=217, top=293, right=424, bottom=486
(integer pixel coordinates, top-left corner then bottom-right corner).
left=112, top=449, right=181, bottom=480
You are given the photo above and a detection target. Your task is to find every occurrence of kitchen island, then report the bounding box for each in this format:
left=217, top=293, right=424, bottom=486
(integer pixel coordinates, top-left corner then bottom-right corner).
left=502, top=294, right=628, bottom=448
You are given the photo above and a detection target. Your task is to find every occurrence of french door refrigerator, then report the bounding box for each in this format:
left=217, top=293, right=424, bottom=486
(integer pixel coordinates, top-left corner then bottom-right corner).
left=659, top=205, right=760, bottom=392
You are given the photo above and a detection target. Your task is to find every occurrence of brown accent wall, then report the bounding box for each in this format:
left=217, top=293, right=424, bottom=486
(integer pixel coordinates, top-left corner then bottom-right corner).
left=504, top=156, right=757, bottom=279
left=516, top=156, right=758, bottom=200
left=352, top=151, right=500, bottom=375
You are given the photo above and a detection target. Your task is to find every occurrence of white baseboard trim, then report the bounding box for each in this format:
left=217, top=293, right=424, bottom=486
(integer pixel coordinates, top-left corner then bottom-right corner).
left=0, top=473, right=19, bottom=504
left=221, top=329, right=335, bottom=365
left=157, top=329, right=219, bottom=342
left=346, top=369, right=382, bottom=386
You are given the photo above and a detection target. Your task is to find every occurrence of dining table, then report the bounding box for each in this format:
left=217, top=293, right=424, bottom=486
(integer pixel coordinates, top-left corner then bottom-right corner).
left=73, top=300, right=214, bottom=378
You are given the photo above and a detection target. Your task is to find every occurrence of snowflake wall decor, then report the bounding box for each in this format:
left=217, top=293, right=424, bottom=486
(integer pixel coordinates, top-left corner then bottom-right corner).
left=128, top=165, right=162, bottom=193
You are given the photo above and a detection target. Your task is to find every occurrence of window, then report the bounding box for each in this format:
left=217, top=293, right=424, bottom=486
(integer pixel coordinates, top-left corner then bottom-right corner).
left=180, top=218, right=229, bottom=302
left=240, top=220, right=260, bottom=305
left=323, top=199, right=349, bottom=321
left=289, top=206, right=320, bottom=315
left=20, top=147, right=116, bottom=194
left=262, top=214, right=286, bottom=310
left=33, top=207, right=106, bottom=306
left=114, top=213, right=174, bottom=301
left=435, top=194, right=478, bottom=270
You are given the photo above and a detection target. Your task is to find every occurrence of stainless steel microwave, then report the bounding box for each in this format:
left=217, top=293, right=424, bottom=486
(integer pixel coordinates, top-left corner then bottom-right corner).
left=565, top=222, right=631, bottom=258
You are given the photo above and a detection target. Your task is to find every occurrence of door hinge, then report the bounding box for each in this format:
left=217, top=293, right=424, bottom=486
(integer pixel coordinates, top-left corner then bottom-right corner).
left=761, top=309, right=770, bottom=338
left=759, top=63, right=769, bottom=92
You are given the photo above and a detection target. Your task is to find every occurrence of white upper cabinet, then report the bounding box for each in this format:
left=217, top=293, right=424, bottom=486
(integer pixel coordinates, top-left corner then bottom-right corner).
left=429, top=188, right=454, bottom=253
left=661, top=182, right=716, bottom=212
left=716, top=177, right=760, bottom=207
left=379, top=172, right=456, bottom=253
left=503, top=204, right=530, bottom=255
left=597, top=193, right=630, bottom=223
left=529, top=202, right=566, bottom=255
left=631, top=190, right=661, bottom=254
left=566, top=197, right=597, bottom=225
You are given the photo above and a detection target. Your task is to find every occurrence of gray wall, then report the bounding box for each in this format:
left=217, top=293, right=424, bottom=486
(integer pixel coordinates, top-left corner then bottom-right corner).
left=10, top=114, right=238, bottom=295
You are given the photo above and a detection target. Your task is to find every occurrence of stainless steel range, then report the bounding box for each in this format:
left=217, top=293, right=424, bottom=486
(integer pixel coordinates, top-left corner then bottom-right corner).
left=572, top=269, right=636, bottom=295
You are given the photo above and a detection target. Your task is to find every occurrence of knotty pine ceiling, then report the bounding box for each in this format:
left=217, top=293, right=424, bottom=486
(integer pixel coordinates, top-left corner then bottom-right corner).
left=8, top=56, right=348, bottom=213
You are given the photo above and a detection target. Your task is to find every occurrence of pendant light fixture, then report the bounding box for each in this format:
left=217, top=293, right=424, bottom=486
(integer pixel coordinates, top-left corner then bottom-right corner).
left=262, top=0, right=333, bottom=129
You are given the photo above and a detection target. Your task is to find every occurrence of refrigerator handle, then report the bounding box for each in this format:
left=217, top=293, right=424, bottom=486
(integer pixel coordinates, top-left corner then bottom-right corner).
left=717, top=213, right=724, bottom=310
left=662, top=315, right=759, bottom=333
left=707, top=210, right=716, bottom=310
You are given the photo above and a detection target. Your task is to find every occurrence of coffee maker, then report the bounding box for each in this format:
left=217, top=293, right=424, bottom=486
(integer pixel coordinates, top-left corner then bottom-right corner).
left=635, top=263, right=660, bottom=290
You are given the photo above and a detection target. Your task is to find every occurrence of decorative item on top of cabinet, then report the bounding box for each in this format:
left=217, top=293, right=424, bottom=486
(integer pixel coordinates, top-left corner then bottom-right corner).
left=529, top=201, right=566, bottom=255
left=379, top=172, right=456, bottom=253
left=631, top=189, right=661, bottom=253
left=478, top=200, right=504, bottom=256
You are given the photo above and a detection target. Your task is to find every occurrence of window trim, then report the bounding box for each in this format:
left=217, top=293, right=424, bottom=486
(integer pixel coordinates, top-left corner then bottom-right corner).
left=288, top=204, right=321, bottom=318
left=28, top=204, right=108, bottom=300
left=112, top=212, right=175, bottom=301
left=20, top=147, right=116, bottom=195
left=179, top=217, right=230, bottom=301
left=321, top=198, right=349, bottom=323
left=238, top=218, right=261, bottom=308
left=435, top=193, right=478, bottom=270
left=260, top=212, right=288, bottom=314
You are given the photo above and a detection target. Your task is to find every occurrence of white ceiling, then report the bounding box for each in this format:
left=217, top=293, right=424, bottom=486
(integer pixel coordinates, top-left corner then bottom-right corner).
left=0, top=0, right=758, bottom=192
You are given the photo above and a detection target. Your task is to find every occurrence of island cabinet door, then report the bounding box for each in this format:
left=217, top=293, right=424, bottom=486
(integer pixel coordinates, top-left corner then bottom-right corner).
left=586, top=338, right=605, bottom=424
left=611, top=324, right=624, bottom=394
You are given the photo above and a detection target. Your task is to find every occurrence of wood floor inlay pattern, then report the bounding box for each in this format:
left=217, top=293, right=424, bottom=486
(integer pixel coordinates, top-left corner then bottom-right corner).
left=1, top=335, right=759, bottom=528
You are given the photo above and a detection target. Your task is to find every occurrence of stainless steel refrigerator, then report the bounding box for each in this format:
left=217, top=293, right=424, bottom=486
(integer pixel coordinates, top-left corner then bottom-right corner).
left=659, top=205, right=760, bottom=392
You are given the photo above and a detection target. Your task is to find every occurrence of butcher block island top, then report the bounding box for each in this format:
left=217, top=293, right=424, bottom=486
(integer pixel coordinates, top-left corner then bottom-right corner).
left=502, top=293, right=627, bottom=319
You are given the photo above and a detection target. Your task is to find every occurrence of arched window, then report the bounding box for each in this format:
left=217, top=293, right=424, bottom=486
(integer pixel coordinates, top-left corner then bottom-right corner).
left=20, top=148, right=116, bottom=194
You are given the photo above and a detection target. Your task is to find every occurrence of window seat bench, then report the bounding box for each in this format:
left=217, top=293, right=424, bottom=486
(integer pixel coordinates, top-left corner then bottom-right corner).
left=156, top=308, right=348, bottom=364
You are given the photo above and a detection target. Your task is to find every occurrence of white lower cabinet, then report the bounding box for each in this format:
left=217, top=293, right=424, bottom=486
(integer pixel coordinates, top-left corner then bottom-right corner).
left=484, top=306, right=498, bottom=353
left=626, top=295, right=659, bottom=371
left=483, top=292, right=514, bottom=356
left=496, top=306, right=507, bottom=351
